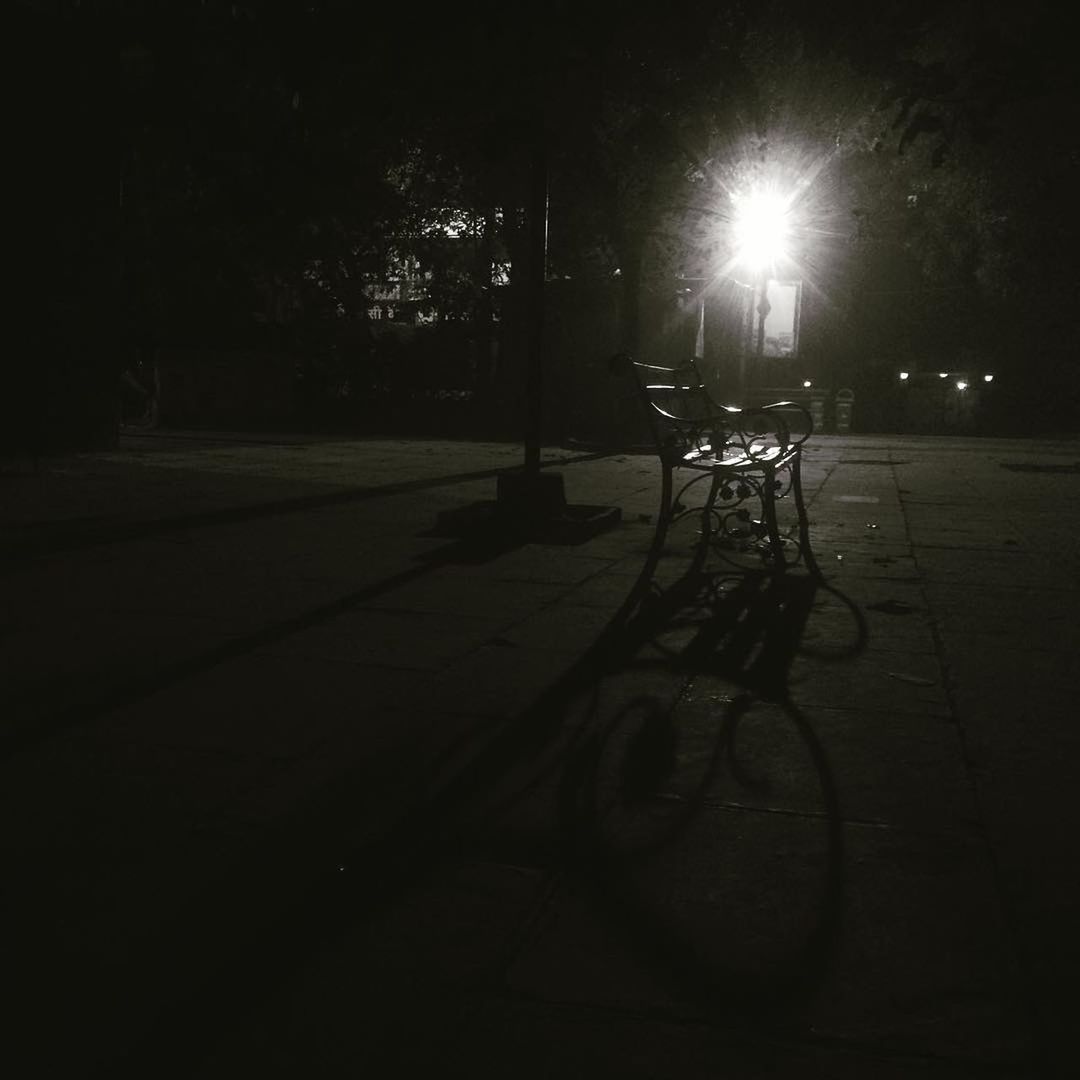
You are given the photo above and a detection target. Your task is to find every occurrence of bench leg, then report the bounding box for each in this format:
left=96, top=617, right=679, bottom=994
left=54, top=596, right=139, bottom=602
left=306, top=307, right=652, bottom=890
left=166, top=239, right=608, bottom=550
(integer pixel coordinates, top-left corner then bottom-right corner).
left=791, top=453, right=824, bottom=580
left=620, top=454, right=825, bottom=623
left=621, top=464, right=716, bottom=618
left=691, top=472, right=723, bottom=574
left=760, top=467, right=787, bottom=569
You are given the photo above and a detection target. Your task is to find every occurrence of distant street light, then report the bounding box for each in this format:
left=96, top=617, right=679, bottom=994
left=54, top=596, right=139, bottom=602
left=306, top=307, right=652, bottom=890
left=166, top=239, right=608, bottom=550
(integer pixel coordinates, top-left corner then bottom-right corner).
left=956, top=379, right=968, bottom=391
left=899, top=371, right=910, bottom=380
left=984, top=373, right=994, bottom=383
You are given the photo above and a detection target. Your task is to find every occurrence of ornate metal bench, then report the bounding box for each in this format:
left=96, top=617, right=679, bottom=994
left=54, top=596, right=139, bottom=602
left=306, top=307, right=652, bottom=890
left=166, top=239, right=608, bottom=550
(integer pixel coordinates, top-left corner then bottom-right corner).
left=613, top=353, right=822, bottom=592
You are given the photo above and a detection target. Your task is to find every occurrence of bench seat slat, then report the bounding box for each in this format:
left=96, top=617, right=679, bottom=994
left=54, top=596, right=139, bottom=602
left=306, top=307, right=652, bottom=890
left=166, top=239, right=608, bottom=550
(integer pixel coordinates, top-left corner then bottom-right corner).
left=680, top=444, right=792, bottom=469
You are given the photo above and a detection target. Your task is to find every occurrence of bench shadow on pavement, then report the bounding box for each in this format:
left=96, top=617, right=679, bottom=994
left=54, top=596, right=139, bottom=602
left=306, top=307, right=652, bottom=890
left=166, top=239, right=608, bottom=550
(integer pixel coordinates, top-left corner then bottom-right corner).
left=453, top=565, right=870, bottom=1018
left=317, top=557, right=871, bottom=1024
left=115, top=536, right=869, bottom=1076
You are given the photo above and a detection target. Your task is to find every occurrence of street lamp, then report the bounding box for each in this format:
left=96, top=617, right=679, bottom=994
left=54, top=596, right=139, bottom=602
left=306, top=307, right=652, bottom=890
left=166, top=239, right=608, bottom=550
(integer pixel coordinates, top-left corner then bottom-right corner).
left=732, top=187, right=793, bottom=391
left=733, top=190, right=791, bottom=272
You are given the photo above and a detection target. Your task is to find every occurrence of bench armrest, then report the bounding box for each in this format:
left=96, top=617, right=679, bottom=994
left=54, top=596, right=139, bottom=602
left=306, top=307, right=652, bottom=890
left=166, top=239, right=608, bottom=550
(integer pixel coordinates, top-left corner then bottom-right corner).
left=732, top=400, right=813, bottom=447
left=612, top=352, right=812, bottom=460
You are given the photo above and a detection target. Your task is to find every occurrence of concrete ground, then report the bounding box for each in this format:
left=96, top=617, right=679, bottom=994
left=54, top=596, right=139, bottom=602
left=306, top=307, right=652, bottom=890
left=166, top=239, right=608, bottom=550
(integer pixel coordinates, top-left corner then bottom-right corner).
left=2, top=429, right=1078, bottom=1078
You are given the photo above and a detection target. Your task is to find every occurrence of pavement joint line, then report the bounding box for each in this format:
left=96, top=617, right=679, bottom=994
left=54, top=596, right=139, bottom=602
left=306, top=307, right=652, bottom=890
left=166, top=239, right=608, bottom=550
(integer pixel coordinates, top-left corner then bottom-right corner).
left=111, top=609, right=691, bottom=1077
left=694, top=796, right=983, bottom=837
left=894, top=459, right=1048, bottom=1075
left=2, top=506, right=638, bottom=761
left=488, top=994, right=1026, bottom=1072
left=0, top=447, right=619, bottom=558
left=117, top=428, right=351, bottom=447
left=1, top=551, right=460, bottom=760
left=3, top=522, right=634, bottom=761
left=492, top=864, right=568, bottom=980
left=406, top=975, right=1032, bottom=1073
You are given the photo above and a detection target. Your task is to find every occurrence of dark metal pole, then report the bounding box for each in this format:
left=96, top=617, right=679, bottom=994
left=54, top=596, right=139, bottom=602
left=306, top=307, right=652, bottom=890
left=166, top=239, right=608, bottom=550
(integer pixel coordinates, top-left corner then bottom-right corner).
left=756, top=274, right=769, bottom=359
left=524, top=134, right=548, bottom=474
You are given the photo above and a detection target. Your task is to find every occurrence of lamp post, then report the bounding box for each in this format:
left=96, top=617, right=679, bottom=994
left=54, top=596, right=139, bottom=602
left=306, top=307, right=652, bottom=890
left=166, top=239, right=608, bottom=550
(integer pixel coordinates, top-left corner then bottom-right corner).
left=523, top=132, right=548, bottom=475
left=496, top=123, right=567, bottom=516
left=756, top=277, right=771, bottom=359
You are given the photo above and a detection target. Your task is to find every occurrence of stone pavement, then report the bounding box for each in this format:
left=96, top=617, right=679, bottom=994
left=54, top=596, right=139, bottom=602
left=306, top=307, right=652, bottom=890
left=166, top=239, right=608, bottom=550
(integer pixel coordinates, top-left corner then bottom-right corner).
left=2, top=431, right=1078, bottom=1078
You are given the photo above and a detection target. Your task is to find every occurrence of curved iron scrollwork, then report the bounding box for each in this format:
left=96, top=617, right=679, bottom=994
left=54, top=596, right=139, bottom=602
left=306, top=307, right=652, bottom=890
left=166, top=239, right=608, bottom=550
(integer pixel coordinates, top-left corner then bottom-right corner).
left=623, top=356, right=823, bottom=591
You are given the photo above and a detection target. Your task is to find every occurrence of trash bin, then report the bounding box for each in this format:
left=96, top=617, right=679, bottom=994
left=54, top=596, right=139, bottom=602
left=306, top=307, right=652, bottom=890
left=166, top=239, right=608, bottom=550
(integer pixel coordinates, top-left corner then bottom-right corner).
left=835, top=387, right=855, bottom=433
left=809, top=391, right=826, bottom=433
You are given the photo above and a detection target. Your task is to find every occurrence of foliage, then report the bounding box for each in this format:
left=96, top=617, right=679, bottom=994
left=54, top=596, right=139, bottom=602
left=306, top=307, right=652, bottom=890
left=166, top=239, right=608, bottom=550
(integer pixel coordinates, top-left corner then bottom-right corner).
left=118, top=1, right=1078, bottom=423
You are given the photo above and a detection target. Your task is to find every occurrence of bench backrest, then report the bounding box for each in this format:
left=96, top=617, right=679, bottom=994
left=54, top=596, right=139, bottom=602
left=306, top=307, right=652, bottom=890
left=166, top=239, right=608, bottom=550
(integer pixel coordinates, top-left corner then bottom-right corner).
left=618, top=355, right=734, bottom=459
left=612, top=352, right=811, bottom=462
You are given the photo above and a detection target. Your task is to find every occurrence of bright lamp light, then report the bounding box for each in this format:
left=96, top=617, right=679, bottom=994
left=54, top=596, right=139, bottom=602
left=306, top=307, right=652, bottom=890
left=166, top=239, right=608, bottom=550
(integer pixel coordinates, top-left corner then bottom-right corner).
left=733, top=189, right=790, bottom=271
left=899, top=371, right=909, bottom=380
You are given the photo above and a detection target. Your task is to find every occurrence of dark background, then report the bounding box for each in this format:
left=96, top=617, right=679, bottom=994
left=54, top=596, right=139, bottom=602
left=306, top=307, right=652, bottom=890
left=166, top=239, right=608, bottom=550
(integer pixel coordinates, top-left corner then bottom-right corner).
left=8, top=0, right=1078, bottom=449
